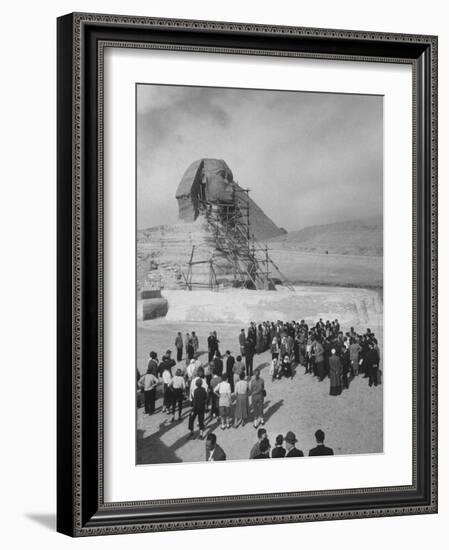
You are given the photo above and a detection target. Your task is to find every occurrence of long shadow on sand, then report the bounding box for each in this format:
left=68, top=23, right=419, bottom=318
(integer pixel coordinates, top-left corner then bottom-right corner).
left=138, top=396, right=285, bottom=464
left=263, top=399, right=284, bottom=423
left=137, top=405, right=193, bottom=464
left=137, top=425, right=183, bottom=464
left=254, top=361, right=270, bottom=373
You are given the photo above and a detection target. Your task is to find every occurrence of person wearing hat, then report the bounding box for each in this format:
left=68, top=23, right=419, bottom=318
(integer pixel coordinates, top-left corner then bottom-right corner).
left=284, top=431, right=304, bottom=457
left=271, top=434, right=286, bottom=458
left=188, top=377, right=207, bottom=439
left=309, top=429, right=334, bottom=456
left=254, top=437, right=271, bottom=459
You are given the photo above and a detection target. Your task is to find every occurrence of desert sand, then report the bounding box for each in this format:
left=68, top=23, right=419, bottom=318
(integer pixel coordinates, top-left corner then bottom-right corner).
left=136, top=285, right=383, bottom=464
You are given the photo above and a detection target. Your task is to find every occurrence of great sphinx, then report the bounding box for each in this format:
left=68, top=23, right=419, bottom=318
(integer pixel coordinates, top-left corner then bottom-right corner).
left=175, top=158, right=285, bottom=241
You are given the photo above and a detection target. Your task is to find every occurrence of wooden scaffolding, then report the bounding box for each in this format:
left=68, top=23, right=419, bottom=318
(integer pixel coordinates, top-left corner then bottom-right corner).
left=182, top=186, right=294, bottom=292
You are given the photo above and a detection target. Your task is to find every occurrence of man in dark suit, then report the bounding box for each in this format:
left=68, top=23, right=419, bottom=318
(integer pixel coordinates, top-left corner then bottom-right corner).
left=224, top=350, right=235, bottom=392
left=188, top=378, right=208, bottom=439
left=309, top=429, right=334, bottom=456
left=205, top=433, right=226, bottom=461
left=284, top=431, right=304, bottom=457
left=212, top=351, right=223, bottom=377
left=244, top=336, right=255, bottom=377
left=207, top=332, right=217, bottom=363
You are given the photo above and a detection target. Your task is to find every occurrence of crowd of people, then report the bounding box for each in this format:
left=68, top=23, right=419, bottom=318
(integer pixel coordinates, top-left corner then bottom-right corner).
left=137, top=317, right=381, bottom=452
left=204, top=429, right=333, bottom=461
left=238, top=318, right=381, bottom=393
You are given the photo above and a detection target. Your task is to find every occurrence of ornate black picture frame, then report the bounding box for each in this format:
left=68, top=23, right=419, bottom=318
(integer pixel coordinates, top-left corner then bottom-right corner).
left=57, top=12, right=438, bottom=537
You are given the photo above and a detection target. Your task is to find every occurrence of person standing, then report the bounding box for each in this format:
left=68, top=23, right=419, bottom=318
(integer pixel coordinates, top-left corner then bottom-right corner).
left=186, top=333, right=195, bottom=362
left=209, top=369, right=221, bottom=419
left=212, top=351, right=223, bottom=378
left=309, top=429, right=334, bottom=456
left=175, top=332, right=183, bottom=362
left=189, top=367, right=208, bottom=402
left=255, top=325, right=264, bottom=354
left=232, top=355, right=245, bottom=389
left=170, top=368, right=186, bottom=422
left=215, top=373, right=232, bottom=429
left=314, top=339, right=325, bottom=381
left=224, top=350, right=235, bottom=392
left=250, top=369, right=265, bottom=428
left=239, top=328, right=246, bottom=357
left=329, top=348, right=343, bottom=396
left=146, top=351, right=159, bottom=376
left=366, top=342, right=380, bottom=387
left=188, top=378, right=207, bottom=439
left=161, top=363, right=173, bottom=414
left=213, top=330, right=220, bottom=357
left=349, top=338, right=362, bottom=377
left=234, top=371, right=249, bottom=427
left=138, top=368, right=159, bottom=415
left=186, top=358, right=197, bottom=397
left=271, top=434, right=286, bottom=458
left=191, top=331, right=199, bottom=355
left=244, top=336, right=255, bottom=378
left=205, top=433, right=226, bottom=461
left=207, top=332, right=216, bottom=363
left=284, top=431, right=304, bottom=457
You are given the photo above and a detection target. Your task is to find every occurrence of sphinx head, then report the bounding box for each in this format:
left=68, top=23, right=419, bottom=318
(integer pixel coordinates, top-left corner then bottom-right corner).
left=176, top=159, right=235, bottom=221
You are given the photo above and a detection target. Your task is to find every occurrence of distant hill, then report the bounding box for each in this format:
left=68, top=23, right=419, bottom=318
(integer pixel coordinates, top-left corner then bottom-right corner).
left=267, top=217, right=383, bottom=256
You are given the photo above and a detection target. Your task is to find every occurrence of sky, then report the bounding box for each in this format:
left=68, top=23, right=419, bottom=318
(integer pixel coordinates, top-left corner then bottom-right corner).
left=137, top=84, right=383, bottom=232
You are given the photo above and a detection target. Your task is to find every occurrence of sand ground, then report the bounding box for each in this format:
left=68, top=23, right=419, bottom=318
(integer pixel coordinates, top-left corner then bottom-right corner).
left=266, top=248, right=383, bottom=288
left=137, top=315, right=383, bottom=464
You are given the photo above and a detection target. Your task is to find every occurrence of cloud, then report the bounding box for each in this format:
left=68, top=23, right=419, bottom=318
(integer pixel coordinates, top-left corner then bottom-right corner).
left=137, top=85, right=382, bottom=231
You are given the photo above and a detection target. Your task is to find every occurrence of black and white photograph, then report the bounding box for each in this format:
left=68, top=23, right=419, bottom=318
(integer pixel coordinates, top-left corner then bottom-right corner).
left=136, top=84, right=383, bottom=465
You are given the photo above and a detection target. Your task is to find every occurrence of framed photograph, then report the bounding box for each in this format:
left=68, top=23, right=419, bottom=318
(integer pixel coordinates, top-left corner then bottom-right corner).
left=57, top=12, right=438, bottom=536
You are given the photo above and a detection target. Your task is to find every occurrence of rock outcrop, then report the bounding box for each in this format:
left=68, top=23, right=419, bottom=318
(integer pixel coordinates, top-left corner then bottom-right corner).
left=137, top=216, right=235, bottom=291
